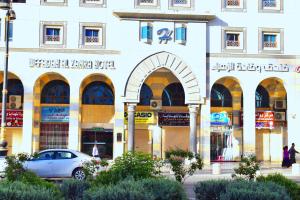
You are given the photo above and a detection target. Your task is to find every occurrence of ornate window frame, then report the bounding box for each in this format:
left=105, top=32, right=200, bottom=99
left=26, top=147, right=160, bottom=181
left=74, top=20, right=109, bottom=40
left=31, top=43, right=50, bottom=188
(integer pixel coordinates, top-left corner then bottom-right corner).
left=40, top=0, right=67, bottom=6
left=79, top=22, right=106, bottom=49
left=168, top=0, right=194, bottom=10
left=135, top=0, right=160, bottom=9
left=258, top=0, right=283, bottom=13
left=258, top=27, right=284, bottom=54
left=222, top=27, right=247, bottom=53
left=79, top=0, right=106, bottom=8
left=222, top=0, right=247, bottom=12
left=40, top=21, right=67, bottom=48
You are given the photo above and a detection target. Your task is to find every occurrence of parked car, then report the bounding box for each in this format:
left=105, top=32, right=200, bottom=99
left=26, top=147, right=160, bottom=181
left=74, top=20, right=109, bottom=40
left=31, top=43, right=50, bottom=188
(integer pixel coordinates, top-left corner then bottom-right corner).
left=23, top=149, right=97, bottom=180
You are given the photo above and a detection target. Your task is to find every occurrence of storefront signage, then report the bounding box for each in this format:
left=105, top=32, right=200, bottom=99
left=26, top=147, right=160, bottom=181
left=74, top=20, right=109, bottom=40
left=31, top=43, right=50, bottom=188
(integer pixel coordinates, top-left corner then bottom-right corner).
left=0, top=109, right=23, bottom=127
left=255, top=111, right=274, bottom=129
left=124, top=111, right=154, bottom=124
left=158, top=112, right=190, bottom=126
left=212, top=62, right=291, bottom=73
left=157, top=28, right=173, bottom=44
left=29, top=59, right=115, bottom=70
left=41, top=107, right=69, bottom=122
left=211, top=112, right=230, bottom=126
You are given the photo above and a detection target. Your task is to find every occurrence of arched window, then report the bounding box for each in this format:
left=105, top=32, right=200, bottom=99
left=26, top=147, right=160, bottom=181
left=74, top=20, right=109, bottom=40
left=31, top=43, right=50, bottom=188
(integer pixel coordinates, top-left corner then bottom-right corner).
left=162, top=83, right=185, bottom=106
left=256, top=85, right=269, bottom=108
left=138, top=84, right=153, bottom=106
left=82, top=81, right=114, bottom=105
left=211, top=84, right=232, bottom=107
left=41, top=80, right=70, bottom=104
left=0, top=79, right=24, bottom=103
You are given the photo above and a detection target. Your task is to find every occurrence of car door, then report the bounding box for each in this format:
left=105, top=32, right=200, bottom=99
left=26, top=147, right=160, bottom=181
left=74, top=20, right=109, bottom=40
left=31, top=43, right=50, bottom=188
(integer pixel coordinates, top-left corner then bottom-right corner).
left=51, top=151, right=78, bottom=177
left=25, top=151, right=55, bottom=177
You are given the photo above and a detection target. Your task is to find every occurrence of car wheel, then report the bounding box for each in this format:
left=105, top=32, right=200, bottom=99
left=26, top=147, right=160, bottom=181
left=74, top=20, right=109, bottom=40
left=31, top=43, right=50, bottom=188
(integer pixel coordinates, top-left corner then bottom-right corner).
left=72, top=168, right=86, bottom=180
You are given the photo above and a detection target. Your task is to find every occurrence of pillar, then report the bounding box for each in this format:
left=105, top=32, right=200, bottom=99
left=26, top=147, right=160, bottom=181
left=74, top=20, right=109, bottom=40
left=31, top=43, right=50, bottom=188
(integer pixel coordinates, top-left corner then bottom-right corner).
left=113, top=93, right=125, bottom=159
left=22, top=85, right=34, bottom=153
left=68, top=83, right=80, bottom=150
left=189, top=104, right=199, bottom=154
left=200, top=101, right=210, bottom=164
left=127, top=103, right=136, bottom=151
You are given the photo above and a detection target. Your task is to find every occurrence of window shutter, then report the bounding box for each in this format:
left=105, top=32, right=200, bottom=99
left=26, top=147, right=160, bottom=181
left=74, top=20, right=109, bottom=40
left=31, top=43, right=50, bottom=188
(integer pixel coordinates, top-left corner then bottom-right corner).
left=175, top=24, right=186, bottom=44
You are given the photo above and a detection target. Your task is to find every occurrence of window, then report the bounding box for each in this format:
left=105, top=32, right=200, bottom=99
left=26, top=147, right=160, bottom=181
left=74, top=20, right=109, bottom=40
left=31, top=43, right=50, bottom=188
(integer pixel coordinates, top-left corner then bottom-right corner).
left=222, top=27, right=246, bottom=52
left=259, top=0, right=283, bottom=12
left=41, top=80, right=70, bottom=104
left=259, top=28, right=283, bottom=53
left=162, top=83, right=185, bottom=106
left=135, top=0, right=160, bottom=8
left=0, top=79, right=24, bottom=103
left=80, top=0, right=106, bottom=7
left=211, top=84, right=232, bottom=107
left=40, top=21, right=66, bottom=48
left=138, top=84, right=153, bottom=105
left=41, top=0, right=67, bottom=6
left=140, top=22, right=153, bottom=44
left=80, top=23, right=105, bottom=49
left=256, top=85, right=269, bottom=108
left=82, top=81, right=114, bottom=105
left=56, top=151, right=76, bottom=159
left=175, top=23, right=187, bottom=45
left=222, top=0, right=246, bottom=11
left=169, top=0, right=194, bottom=9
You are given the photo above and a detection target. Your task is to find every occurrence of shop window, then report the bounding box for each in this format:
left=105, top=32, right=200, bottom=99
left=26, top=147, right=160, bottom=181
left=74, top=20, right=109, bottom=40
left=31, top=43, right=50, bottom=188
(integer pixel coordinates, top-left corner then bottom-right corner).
left=40, top=21, right=66, bottom=48
left=41, top=80, right=70, bottom=104
left=135, top=0, right=160, bottom=8
left=40, top=123, right=69, bottom=150
left=222, top=0, right=246, bottom=11
left=79, top=23, right=105, bottom=49
left=259, top=0, right=283, bottom=12
left=140, top=22, right=153, bottom=44
left=138, top=84, right=153, bottom=106
left=211, top=84, right=232, bottom=107
left=82, top=81, right=114, bottom=105
left=255, top=85, right=269, bottom=108
left=162, top=83, right=185, bottom=106
left=259, top=28, right=283, bottom=53
left=169, top=0, right=194, bottom=10
left=0, top=79, right=24, bottom=104
left=80, top=0, right=106, bottom=7
left=222, top=27, right=246, bottom=52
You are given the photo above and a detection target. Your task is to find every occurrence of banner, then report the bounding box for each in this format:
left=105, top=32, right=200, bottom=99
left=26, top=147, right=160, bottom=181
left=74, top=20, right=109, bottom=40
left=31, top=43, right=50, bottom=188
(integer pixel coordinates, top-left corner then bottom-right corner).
left=256, top=111, right=274, bottom=129
left=211, top=112, right=230, bottom=126
left=41, top=107, right=69, bottom=122
left=0, top=109, right=23, bottom=127
left=124, top=111, right=154, bottom=124
left=158, top=112, right=189, bottom=126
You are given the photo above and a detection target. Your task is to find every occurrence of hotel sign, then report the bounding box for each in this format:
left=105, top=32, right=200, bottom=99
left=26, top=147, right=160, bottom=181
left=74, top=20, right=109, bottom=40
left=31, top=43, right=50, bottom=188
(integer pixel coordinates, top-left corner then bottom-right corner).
left=29, top=59, right=115, bottom=70
left=212, top=62, right=291, bottom=73
left=124, top=111, right=154, bottom=124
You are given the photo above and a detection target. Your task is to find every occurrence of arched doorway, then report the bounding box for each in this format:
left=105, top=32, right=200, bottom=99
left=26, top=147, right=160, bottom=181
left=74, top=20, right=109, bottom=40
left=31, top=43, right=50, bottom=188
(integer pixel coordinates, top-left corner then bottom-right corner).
left=33, top=74, right=70, bottom=151
left=80, top=74, right=115, bottom=159
left=0, top=73, right=24, bottom=155
left=255, top=78, right=287, bottom=162
left=210, top=77, right=243, bottom=161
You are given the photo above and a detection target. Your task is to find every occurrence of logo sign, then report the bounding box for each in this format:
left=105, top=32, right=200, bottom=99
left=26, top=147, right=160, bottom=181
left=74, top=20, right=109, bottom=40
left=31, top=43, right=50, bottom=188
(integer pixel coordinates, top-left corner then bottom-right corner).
left=158, top=112, right=190, bottom=126
left=41, top=107, right=69, bottom=122
left=0, top=109, right=23, bottom=127
left=295, top=66, right=300, bottom=73
left=124, top=111, right=154, bottom=124
left=211, top=112, right=230, bottom=126
left=157, top=28, right=173, bottom=44
left=255, top=111, right=274, bottom=129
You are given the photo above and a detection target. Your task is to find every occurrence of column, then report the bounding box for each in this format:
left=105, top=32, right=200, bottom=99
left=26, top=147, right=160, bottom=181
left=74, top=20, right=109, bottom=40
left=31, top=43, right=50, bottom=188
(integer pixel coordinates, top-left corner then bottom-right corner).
left=152, top=125, right=162, bottom=158
left=189, top=104, right=199, bottom=154
left=113, top=93, right=125, bottom=159
left=127, top=103, right=136, bottom=151
left=22, top=85, right=34, bottom=153
left=200, top=102, right=210, bottom=164
left=68, top=83, right=80, bottom=150
left=243, top=89, right=256, bottom=156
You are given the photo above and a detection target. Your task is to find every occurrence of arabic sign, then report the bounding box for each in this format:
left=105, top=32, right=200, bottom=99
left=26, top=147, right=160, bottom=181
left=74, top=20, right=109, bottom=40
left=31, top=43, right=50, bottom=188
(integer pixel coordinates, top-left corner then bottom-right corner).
left=211, top=112, right=230, bottom=126
left=212, top=62, right=291, bottom=73
left=0, top=109, right=23, bottom=127
left=41, top=107, right=69, bottom=122
left=158, top=112, right=189, bottom=126
left=124, top=112, right=154, bottom=124
left=255, top=111, right=274, bottom=129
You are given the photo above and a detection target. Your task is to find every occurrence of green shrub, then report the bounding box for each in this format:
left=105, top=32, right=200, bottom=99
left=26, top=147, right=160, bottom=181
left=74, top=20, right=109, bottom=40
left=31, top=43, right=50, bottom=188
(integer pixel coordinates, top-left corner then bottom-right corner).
left=4, top=153, right=31, bottom=181
left=60, top=179, right=90, bottom=200
left=232, top=155, right=260, bottom=180
left=257, top=173, right=300, bottom=200
left=165, top=149, right=194, bottom=159
left=92, top=170, right=122, bottom=186
left=194, top=179, right=229, bottom=200
left=0, top=181, right=62, bottom=200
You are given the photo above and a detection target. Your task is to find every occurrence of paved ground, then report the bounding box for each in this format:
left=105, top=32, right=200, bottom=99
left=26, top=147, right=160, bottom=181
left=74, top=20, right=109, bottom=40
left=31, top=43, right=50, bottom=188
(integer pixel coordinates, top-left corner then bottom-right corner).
left=176, top=162, right=300, bottom=200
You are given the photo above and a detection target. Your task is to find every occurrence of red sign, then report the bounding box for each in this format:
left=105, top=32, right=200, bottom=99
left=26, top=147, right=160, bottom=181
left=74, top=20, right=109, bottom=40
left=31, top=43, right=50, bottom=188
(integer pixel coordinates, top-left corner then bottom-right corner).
left=0, top=109, right=23, bottom=127
left=256, top=111, right=274, bottom=129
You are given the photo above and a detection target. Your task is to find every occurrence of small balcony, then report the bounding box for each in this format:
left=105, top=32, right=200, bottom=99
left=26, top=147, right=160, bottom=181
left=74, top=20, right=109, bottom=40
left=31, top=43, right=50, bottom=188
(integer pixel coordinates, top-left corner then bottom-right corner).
left=264, top=41, right=277, bottom=48
left=85, top=36, right=99, bottom=43
left=263, top=0, right=276, bottom=7
left=45, top=35, right=60, bottom=42
left=226, top=40, right=240, bottom=47
left=226, top=0, right=240, bottom=6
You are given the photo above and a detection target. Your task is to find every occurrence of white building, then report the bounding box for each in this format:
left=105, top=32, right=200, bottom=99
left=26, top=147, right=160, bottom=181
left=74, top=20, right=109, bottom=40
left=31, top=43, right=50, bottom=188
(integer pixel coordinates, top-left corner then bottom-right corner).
left=0, top=0, right=299, bottom=163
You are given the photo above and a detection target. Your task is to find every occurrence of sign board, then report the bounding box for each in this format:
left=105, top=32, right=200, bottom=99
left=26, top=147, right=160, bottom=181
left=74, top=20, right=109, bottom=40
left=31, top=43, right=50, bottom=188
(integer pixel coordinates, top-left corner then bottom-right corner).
left=124, top=111, right=154, bottom=124
left=41, top=107, right=69, bottom=122
left=256, top=111, right=274, bottom=129
left=211, top=112, right=230, bottom=126
left=0, top=109, right=23, bottom=127
left=158, top=112, right=189, bottom=126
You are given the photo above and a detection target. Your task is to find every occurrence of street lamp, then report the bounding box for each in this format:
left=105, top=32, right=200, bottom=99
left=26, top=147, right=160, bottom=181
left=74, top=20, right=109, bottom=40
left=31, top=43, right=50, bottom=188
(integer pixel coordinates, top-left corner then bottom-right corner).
left=0, top=0, right=16, bottom=156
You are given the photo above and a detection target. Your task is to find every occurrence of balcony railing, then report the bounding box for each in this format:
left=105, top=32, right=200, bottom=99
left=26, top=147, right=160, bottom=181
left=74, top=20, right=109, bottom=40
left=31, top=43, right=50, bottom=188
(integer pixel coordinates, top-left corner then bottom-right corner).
left=226, top=0, right=240, bottom=6
left=264, top=41, right=277, bottom=48
left=263, top=0, right=276, bottom=7
left=85, top=36, right=99, bottom=43
left=173, top=0, right=188, bottom=4
left=226, top=40, right=240, bottom=47
left=45, top=35, right=60, bottom=42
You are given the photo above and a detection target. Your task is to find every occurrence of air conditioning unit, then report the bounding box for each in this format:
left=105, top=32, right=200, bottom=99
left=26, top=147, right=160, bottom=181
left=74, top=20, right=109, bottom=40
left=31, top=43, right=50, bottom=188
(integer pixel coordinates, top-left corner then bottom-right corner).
left=274, top=112, right=286, bottom=121
left=274, top=100, right=287, bottom=109
left=8, top=95, right=22, bottom=109
left=150, top=100, right=162, bottom=110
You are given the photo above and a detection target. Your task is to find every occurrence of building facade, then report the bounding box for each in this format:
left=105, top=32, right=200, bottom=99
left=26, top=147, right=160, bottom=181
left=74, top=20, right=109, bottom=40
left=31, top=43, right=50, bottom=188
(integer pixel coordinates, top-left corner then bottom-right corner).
left=0, top=0, right=299, bottom=163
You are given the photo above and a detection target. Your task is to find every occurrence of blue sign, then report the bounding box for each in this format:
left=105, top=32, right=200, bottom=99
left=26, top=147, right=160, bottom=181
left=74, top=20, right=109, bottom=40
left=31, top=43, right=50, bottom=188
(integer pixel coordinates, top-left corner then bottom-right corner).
left=211, top=112, right=230, bottom=126
left=41, top=107, right=69, bottom=122
left=157, top=28, right=173, bottom=44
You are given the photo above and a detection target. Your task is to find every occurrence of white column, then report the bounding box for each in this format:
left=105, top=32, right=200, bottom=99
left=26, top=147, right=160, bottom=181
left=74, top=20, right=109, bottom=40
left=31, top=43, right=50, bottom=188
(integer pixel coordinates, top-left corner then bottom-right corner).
left=127, top=103, right=136, bottom=151
left=200, top=102, right=210, bottom=164
left=243, top=89, right=256, bottom=156
left=68, top=83, right=80, bottom=150
left=22, top=85, right=34, bottom=153
left=152, top=125, right=162, bottom=158
left=113, top=94, right=125, bottom=159
left=189, top=104, right=199, bottom=154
